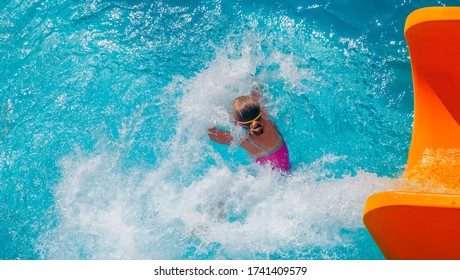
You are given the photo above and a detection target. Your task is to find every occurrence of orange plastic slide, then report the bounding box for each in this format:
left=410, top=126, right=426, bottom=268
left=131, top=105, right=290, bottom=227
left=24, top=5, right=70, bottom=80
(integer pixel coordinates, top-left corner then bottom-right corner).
left=362, top=7, right=460, bottom=259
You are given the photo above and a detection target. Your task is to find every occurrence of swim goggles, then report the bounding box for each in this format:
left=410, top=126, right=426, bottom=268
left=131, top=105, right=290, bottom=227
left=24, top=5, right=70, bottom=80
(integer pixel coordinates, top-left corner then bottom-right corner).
left=234, top=113, right=262, bottom=126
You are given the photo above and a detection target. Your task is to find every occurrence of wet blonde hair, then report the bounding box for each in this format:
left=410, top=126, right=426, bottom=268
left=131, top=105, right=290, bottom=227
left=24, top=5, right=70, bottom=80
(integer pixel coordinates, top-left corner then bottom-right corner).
left=232, top=96, right=264, bottom=136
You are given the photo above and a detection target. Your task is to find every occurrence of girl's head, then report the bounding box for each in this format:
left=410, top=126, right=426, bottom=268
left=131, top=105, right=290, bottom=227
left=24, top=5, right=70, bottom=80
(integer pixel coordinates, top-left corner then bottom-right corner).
left=232, top=96, right=264, bottom=136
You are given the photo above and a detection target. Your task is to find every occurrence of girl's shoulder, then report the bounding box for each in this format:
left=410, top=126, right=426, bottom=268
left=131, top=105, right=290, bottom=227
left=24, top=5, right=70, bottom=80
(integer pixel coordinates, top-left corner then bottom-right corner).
left=262, top=117, right=280, bottom=134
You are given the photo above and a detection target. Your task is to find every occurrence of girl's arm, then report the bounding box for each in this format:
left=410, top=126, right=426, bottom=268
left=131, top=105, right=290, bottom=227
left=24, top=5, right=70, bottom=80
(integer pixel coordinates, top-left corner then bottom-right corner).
left=251, top=85, right=268, bottom=117
left=208, top=128, right=233, bottom=145
left=251, top=86, right=262, bottom=103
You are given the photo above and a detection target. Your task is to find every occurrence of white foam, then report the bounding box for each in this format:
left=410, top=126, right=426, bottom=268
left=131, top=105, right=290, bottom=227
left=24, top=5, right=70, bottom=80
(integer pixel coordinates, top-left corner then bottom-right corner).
left=172, top=165, right=392, bottom=254
left=39, top=35, right=394, bottom=260
left=40, top=148, right=392, bottom=259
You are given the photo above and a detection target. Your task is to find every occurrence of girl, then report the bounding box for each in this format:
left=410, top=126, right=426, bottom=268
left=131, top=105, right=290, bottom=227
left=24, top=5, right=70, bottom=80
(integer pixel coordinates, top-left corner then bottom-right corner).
left=208, top=87, right=292, bottom=172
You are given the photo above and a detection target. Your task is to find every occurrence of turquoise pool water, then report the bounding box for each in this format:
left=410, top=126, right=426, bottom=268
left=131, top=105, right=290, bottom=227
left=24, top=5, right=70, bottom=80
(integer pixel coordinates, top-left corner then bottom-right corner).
left=1, top=0, right=457, bottom=260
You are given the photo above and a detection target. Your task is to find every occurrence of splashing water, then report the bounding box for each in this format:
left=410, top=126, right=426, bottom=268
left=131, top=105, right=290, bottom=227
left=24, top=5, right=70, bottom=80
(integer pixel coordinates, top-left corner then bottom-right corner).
left=2, top=0, right=457, bottom=259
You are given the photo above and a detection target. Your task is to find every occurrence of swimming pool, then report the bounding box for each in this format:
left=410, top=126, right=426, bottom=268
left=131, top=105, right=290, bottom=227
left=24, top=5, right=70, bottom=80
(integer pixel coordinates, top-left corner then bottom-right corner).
left=1, top=0, right=457, bottom=260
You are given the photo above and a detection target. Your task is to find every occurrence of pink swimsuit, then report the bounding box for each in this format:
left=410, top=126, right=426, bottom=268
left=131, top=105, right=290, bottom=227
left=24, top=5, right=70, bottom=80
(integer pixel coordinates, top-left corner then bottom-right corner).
left=248, top=137, right=292, bottom=172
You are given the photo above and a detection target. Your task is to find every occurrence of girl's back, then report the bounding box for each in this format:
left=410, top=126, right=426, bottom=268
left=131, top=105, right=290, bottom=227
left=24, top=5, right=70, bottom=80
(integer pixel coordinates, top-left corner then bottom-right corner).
left=240, top=118, right=283, bottom=158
